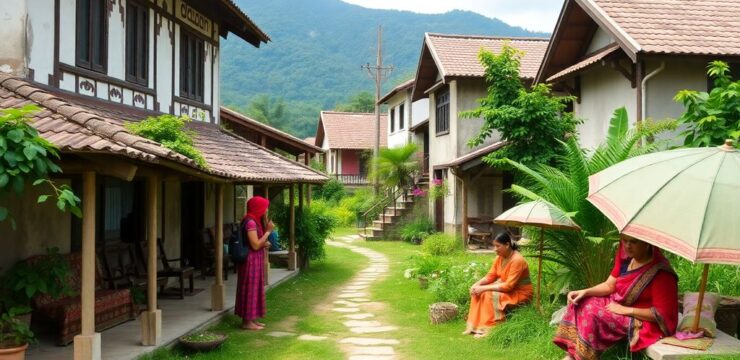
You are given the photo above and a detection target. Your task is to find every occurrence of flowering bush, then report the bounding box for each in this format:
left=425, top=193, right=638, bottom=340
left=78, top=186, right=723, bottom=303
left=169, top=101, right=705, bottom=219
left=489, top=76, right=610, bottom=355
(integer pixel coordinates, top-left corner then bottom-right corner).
left=411, top=187, right=425, bottom=197
left=429, top=261, right=490, bottom=316
left=428, top=178, right=449, bottom=199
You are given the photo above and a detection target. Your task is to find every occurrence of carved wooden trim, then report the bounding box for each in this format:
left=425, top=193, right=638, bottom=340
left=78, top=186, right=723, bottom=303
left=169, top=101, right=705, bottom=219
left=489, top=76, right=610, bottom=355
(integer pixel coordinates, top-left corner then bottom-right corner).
left=610, top=59, right=637, bottom=88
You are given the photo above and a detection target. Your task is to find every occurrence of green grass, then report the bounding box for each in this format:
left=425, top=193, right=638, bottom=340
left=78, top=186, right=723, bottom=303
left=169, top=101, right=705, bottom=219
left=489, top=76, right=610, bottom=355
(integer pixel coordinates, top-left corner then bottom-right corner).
left=331, top=226, right=360, bottom=238
left=139, top=245, right=368, bottom=360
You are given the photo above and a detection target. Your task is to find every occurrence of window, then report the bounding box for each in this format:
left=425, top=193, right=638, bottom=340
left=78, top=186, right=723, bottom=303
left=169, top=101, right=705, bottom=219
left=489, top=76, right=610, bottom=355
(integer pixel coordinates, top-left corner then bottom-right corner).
left=390, top=107, right=395, bottom=132
left=126, top=1, right=149, bottom=85
left=76, top=0, right=108, bottom=72
left=180, top=30, right=205, bottom=102
left=399, top=104, right=405, bottom=130
left=435, top=88, right=450, bottom=135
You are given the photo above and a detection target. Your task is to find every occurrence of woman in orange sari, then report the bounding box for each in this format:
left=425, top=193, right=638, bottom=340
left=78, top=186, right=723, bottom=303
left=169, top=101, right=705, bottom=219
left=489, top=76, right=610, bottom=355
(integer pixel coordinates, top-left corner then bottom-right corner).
left=463, top=233, right=533, bottom=337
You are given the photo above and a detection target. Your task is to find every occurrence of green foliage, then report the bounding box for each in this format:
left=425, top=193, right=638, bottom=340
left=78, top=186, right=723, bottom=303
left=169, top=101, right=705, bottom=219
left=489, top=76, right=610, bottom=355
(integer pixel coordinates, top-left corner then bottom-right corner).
left=370, top=143, right=419, bottom=190
left=507, top=109, right=677, bottom=288
left=312, top=178, right=345, bottom=203
left=272, top=198, right=337, bottom=263
left=428, top=261, right=490, bottom=316
left=334, top=91, right=376, bottom=113
left=486, top=305, right=561, bottom=358
left=220, top=0, right=544, bottom=139
left=421, top=233, right=461, bottom=256
left=0, top=307, right=35, bottom=347
left=243, top=95, right=287, bottom=127
left=0, top=247, right=75, bottom=312
left=399, top=206, right=434, bottom=244
left=667, top=254, right=740, bottom=296
left=460, top=44, right=579, bottom=167
left=428, top=178, right=449, bottom=200
left=674, top=60, right=740, bottom=147
left=0, top=105, right=81, bottom=228
left=126, top=114, right=208, bottom=168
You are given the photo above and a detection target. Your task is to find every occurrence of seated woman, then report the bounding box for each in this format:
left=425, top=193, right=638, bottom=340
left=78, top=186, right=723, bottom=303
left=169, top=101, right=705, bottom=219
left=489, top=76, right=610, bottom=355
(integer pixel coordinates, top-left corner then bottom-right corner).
left=463, top=233, right=533, bottom=337
left=553, top=236, right=678, bottom=360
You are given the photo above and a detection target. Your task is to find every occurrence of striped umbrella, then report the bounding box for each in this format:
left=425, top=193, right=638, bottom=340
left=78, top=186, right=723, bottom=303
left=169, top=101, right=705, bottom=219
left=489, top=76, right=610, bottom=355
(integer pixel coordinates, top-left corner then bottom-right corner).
left=495, top=199, right=581, bottom=310
left=587, top=139, right=739, bottom=332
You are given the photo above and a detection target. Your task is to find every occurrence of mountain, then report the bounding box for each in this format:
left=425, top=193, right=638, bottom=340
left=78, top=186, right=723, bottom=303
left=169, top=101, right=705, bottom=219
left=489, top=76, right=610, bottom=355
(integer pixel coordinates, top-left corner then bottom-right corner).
left=222, top=0, right=547, bottom=138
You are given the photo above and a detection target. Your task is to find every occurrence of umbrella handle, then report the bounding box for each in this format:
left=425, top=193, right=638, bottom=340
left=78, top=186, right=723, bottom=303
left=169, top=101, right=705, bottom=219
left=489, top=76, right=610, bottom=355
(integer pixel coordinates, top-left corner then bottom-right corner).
left=537, top=229, right=543, bottom=311
left=691, top=264, right=710, bottom=334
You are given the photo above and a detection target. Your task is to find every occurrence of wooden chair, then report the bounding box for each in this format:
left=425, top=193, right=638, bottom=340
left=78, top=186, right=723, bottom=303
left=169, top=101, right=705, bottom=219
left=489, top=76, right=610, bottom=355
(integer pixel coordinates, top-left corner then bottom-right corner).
left=154, top=238, right=194, bottom=299
left=97, top=242, right=166, bottom=291
left=467, top=216, right=494, bottom=248
left=200, top=225, right=237, bottom=280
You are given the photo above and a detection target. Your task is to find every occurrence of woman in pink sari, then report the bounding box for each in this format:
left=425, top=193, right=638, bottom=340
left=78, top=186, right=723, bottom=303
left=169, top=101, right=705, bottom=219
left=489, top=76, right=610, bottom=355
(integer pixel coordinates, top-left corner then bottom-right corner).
left=235, top=196, right=274, bottom=330
left=553, top=236, right=678, bottom=360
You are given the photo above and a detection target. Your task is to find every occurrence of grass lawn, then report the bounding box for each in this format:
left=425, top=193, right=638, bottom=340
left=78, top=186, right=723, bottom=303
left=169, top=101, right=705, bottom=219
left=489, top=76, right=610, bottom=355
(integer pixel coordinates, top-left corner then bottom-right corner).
left=139, top=244, right=368, bottom=360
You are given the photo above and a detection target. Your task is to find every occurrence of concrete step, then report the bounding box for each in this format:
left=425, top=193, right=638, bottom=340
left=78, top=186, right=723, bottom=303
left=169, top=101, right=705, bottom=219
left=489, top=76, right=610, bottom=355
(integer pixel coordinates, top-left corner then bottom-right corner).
left=358, top=233, right=382, bottom=241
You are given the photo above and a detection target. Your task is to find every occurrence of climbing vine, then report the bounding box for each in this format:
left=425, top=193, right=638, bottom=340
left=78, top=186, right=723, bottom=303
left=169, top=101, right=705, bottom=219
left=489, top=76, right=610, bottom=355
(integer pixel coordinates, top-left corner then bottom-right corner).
left=0, top=105, right=81, bottom=228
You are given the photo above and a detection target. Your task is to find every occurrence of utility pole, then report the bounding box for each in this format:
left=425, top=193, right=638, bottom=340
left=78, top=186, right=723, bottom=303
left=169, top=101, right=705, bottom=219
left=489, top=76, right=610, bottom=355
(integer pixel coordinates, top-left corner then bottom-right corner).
left=362, top=26, right=393, bottom=195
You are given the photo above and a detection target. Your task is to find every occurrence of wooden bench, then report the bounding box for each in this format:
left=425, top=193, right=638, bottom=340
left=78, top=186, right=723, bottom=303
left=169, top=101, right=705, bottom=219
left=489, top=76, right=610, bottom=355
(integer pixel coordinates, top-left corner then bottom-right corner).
left=646, top=330, right=740, bottom=360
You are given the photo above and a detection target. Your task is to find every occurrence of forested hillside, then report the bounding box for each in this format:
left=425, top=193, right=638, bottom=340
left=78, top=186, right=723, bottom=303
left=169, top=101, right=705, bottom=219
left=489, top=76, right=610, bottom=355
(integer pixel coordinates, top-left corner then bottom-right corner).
left=221, top=0, right=546, bottom=138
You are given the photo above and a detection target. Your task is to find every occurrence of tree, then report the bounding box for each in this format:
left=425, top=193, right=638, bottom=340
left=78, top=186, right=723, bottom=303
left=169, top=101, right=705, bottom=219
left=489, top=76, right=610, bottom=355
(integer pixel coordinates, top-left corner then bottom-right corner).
left=507, top=109, right=676, bottom=289
left=460, top=44, right=579, bottom=167
left=371, top=143, right=419, bottom=190
left=674, top=60, right=740, bottom=147
left=245, top=95, right=287, bottom=127
left=334, top=91, right=375, bottom=113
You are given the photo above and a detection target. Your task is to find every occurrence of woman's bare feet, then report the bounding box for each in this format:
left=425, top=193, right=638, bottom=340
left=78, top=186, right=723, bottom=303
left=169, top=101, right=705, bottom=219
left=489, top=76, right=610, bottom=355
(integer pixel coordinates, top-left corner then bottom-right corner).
left=254, top=321, right=265, bottom=327
left=241, top=321, right=264, bottom=330
left=473, top=330, right=488, bottom=339
left=461, top=328, right=476, bottom=335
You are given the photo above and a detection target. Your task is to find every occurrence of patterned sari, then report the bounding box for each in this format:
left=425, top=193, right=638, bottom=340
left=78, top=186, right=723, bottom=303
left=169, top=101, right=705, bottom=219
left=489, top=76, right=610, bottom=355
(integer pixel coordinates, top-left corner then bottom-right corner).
left=553, top=243, right=678, bottom=360
left=235, top=196, right=268, bottom=322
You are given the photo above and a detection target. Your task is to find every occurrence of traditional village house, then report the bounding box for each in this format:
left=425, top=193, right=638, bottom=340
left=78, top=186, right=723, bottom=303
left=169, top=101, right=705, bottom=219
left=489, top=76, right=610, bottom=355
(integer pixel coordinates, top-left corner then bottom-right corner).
left=536, top=0, right=740, bottom=149
left=411, top=33, right=549, bottom=240
left=0, top=1, right=326, bottom=359
left=313, top=111, right=388, bottom=187
left=378, top=79, right=430, bottom=179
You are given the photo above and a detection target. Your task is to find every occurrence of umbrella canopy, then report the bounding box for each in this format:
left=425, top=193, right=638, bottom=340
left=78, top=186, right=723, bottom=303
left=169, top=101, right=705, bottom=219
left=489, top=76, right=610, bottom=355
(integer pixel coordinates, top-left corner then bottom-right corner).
left=494, top=199, right=581, bottom=231
left=587, top=140, right=739, bottom=265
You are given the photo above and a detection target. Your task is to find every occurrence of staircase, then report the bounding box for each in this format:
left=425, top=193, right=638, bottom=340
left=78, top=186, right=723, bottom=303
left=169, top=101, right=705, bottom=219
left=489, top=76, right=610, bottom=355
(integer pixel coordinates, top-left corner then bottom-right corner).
left=358, top=174, right=429, bottom=241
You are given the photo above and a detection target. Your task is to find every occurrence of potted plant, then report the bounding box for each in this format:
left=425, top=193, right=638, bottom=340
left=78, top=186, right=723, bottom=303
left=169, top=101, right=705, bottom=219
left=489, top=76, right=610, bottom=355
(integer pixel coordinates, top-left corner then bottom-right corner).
left=0, top=307, right=35, bottom=360
left=178, top=331, right=227, bottom=352
left=0, top=247, right=74, bottom=325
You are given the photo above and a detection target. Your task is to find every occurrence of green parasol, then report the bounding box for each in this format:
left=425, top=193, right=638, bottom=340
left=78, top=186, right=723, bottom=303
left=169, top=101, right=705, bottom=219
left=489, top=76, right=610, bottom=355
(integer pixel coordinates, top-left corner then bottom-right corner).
left=587, top=139, right=739, bottom=332
left=495, top=199, right=581, bottom=310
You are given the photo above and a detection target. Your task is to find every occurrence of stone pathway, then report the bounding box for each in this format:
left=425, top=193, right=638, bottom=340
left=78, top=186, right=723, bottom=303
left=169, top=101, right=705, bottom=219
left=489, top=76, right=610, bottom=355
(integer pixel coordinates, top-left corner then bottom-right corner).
left=266, top=234, right=399, bottom=359
left=328, top=235, right=399, bottom=360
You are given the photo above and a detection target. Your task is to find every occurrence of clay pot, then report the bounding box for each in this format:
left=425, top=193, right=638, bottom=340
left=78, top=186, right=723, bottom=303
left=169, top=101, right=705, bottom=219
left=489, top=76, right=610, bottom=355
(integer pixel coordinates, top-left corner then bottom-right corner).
left=0, top=343, right=29, bottom=360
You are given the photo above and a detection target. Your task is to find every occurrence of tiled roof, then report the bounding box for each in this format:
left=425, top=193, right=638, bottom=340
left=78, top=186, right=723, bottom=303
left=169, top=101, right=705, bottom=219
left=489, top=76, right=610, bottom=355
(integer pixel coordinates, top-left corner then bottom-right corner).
left=584, top=0, right=740, bottom=57
left=436, top=141, right=506, bottom=169
left=426, top=33, right=550, bottom=79
left=0, top=73, right=327, bottom=183
left=547, top=43, right=621, bottom=82
left=378, top=79, right=414, bottom=104
left=318, top=111, right=388, bottom=150
left=0, top=74, right=199, bottom=168
left=220, top=106, right=323, bottom=154
left=304, top=137, right=316, bottom=146
left=190, top=122, right=328, bottom=184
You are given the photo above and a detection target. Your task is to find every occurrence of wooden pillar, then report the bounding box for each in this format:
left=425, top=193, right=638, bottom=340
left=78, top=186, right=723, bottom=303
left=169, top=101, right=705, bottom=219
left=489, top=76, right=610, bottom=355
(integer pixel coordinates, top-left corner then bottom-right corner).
left=141, top=176, right=161, bottom=346
left=304, top=152, right=309, bottom=165
left=74, top=171, right=101, bottom=360
left=264, top=185, right=270, bottom=285
left=288, top=184, right=297, bottom=270
left=461, top=173, right=469, bottom=248
left=211, top=184, right=225, bottom=311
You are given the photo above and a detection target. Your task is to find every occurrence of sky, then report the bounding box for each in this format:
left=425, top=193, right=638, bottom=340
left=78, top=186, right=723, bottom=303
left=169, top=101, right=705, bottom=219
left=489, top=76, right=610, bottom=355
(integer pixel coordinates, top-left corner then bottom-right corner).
left=340, top=0, right=564, bottom=33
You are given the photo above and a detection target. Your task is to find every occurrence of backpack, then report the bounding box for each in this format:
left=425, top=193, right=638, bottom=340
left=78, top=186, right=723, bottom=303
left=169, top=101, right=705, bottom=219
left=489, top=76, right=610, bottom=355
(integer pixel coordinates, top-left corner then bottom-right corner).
left=228, top=218, right=249, bottom=264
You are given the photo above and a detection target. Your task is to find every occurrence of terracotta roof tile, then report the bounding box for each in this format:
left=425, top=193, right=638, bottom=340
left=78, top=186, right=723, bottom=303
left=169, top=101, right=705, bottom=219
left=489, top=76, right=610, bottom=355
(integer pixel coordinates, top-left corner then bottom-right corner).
left=426, top=33, right=550, bottom=79
left=590, top=0, right=740, bottom=56
left=437, top=141, right=506, bottom=168
left=547, top=43, right=621, bottom=82
left=319, top=111, right=388, bottom=150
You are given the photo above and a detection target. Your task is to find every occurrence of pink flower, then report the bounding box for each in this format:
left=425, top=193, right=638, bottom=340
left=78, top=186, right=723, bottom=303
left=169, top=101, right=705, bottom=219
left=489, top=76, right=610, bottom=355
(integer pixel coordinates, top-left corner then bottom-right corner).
left=432, top=178, right=443, bottom=186
left=412, top=187, right=426, bottom=197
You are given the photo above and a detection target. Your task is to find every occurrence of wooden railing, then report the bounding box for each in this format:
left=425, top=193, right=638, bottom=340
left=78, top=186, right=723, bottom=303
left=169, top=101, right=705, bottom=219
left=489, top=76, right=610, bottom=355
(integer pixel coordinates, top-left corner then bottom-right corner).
left=331, top=174, right=369, bottom=185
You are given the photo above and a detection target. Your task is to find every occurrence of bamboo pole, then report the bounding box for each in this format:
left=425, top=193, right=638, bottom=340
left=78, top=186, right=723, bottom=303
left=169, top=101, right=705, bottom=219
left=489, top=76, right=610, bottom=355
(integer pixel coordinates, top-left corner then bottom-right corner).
left=691, top=264, right=710, bottom=333
left=537, top=229, right=544, bottom=311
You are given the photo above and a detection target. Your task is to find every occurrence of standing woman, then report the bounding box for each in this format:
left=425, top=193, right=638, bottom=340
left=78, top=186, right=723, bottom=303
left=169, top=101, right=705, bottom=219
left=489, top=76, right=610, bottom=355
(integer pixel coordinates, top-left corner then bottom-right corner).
left=464, top=233, right=533, bottom=337
left=235, top=196, right=274, bottom=330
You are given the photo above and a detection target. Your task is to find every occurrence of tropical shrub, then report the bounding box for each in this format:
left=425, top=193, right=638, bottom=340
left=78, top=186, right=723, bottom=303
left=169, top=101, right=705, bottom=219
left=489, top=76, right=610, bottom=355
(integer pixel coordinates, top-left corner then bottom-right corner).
left=312, top=178, right=345, bottom=203
left=421, top=233, right=461, bottom=256
left=370, top=143, right=419, bottom=190
left=507, top=108, right=676, bottom=288
left=460, top=44, right=579, bottom=168
left=0, top=105, right=80, bottom=228
left=406, top=254, right=446, bottom=279
left=675, top=60, right=740, bottom=147
left=668, top=254, right=740, bottom=296
left=126, top=114, right=207, bottom=168
left=271, top=198, right=337, bottom=264
left=400, top=218, right=435, bottom=244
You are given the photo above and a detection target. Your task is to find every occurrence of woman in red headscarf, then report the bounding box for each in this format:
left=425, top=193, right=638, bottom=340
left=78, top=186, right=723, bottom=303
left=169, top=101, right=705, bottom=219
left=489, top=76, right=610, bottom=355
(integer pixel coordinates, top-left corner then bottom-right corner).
left=235, top=196, right=274, bottom=330
left=553, top=236, right=678, bottom=360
